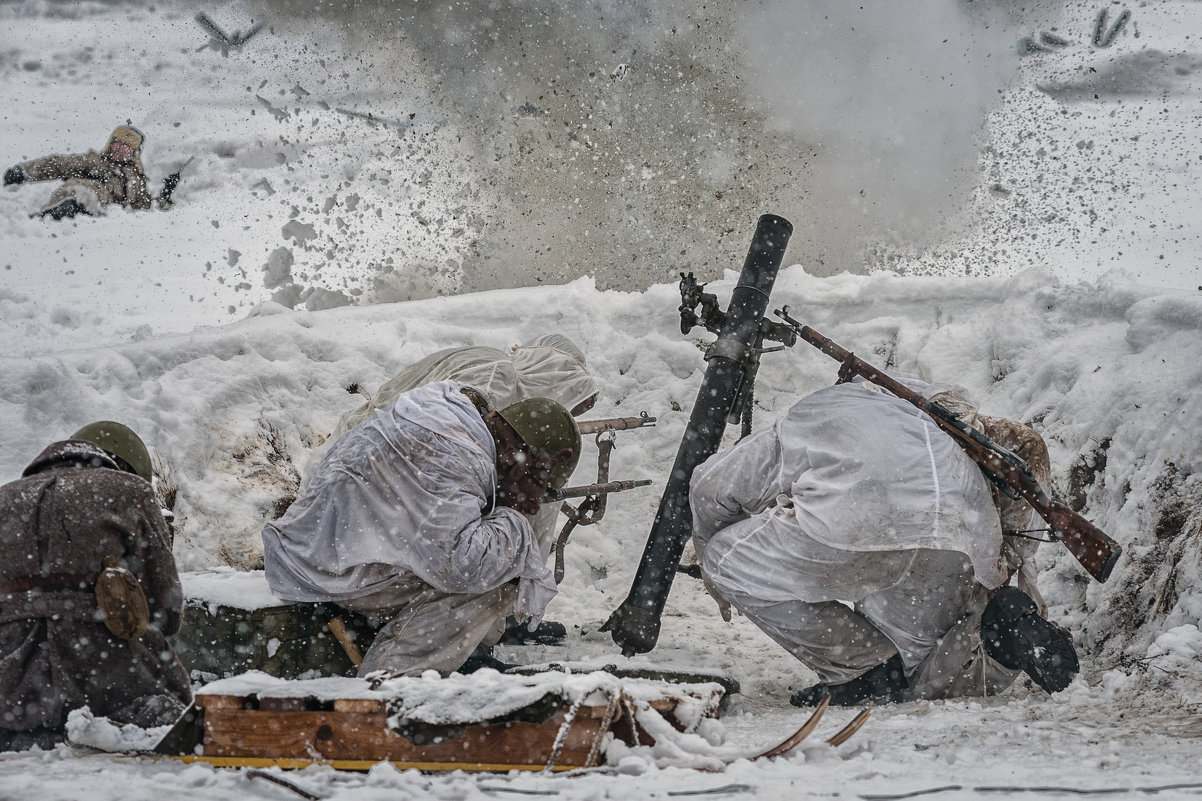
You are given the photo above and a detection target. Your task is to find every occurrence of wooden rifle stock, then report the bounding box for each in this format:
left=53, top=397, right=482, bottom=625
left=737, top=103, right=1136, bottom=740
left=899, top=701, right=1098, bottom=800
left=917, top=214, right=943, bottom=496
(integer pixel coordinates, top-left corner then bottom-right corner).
left=576, top=413, right=657, bottom=435
left=774, top=308, right=1122, bottom=583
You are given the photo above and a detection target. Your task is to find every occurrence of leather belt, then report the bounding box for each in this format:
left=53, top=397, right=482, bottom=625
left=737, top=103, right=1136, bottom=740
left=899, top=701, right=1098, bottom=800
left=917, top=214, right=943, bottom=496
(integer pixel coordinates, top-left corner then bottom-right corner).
left=0, top=589, right=97, bottom=625
left=0, top=574, right=93, bottom=595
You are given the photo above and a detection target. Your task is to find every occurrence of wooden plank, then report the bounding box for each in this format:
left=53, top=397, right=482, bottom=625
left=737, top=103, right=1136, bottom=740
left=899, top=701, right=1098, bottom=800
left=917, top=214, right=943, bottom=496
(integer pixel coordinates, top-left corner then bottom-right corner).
left=259, top=697, right=314, bottom=712
left=202, top=708, right=606, bottom=767
left=578, top=703, right=622, bottom=719
left=195, top=694, right=250, bottom=711
left=178, top=755, right=585, bottom=772
left=333, top=698, right=385, bottom=714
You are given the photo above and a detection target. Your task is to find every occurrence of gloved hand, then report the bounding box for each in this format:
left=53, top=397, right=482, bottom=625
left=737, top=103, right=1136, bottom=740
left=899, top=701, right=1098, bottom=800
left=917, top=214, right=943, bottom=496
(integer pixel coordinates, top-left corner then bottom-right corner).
left=159, top=171, right=181, bottom=205
left=513, top=571, right=557, bottom=630
left=3, top=165, right=25, bottom=186
left=702, top=571, right=732, bottom=623
left=512, top=545, right=558, bottom=630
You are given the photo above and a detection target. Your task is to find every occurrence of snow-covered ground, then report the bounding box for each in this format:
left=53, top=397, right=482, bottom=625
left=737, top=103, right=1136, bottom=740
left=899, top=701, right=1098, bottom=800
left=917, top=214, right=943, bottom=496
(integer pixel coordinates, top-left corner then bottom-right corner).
left=2, top=0, right=1202, bottom=798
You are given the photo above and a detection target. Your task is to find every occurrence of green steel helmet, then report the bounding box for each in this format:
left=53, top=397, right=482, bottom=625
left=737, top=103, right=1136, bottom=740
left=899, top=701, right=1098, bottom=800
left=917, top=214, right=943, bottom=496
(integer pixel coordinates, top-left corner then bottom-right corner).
left=497, top=398, right=582, bottom=489
left=71, top=421, right=153, bottom=481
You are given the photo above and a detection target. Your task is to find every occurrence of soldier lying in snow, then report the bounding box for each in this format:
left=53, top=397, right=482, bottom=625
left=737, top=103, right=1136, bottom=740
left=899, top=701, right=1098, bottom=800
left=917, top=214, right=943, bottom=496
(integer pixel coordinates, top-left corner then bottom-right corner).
left=3, top=125, right=180, bottom=220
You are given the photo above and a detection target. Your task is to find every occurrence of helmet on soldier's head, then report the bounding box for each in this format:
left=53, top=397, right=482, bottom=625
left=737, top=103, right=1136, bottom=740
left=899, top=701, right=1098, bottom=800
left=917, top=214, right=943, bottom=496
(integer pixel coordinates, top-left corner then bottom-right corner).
left=71, top=421, right=153, bottom=481
left=497, top=398, right=581, bottom=489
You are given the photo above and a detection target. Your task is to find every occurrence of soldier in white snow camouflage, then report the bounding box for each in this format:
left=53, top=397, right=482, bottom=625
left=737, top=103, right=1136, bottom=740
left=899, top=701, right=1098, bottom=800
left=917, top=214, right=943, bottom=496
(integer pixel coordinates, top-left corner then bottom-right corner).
left=690, top=374, right=1079, bottom=706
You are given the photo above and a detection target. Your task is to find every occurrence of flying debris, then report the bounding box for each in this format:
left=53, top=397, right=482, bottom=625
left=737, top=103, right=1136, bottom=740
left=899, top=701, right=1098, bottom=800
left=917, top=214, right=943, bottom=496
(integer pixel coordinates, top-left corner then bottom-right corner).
left=1018, top=7, right=1131, bottom=56
left=333, top=107, right=415, bottom=131
left=195, top=12, right=266, bottom=56
left=1093, top=8, right=1132, bottom=49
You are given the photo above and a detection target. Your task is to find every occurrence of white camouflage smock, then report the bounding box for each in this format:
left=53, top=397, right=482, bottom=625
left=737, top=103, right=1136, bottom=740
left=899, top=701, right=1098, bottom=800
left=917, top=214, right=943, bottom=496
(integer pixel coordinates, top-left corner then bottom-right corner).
left=331, top=334, right=598, bottom=440
left=262, top=382, right=556, bottom=628
left=691, top=375, right=1036, bottom=697
left=317, top=334, right=598, bottom=563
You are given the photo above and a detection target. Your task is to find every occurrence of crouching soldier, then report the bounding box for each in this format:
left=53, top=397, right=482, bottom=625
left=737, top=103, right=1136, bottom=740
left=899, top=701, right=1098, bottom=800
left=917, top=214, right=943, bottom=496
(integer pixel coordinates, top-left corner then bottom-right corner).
left=690, top=375, right=1079, bottom=707
left=0, top=422, right=191, bottom=751
left=263, top=383, right=581, bottom=677
left=3, top=125, right=181, bottom=220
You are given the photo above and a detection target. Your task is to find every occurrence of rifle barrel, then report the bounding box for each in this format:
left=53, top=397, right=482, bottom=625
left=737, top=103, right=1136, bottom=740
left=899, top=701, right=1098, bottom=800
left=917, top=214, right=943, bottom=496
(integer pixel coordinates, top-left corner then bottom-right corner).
left=545, top=479, right=653, bottom=501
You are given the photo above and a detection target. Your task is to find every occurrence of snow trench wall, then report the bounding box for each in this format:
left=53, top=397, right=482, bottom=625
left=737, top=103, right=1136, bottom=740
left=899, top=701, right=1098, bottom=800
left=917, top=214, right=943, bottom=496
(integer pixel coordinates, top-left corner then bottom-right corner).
left=2, top=268, right=1200, bottom=673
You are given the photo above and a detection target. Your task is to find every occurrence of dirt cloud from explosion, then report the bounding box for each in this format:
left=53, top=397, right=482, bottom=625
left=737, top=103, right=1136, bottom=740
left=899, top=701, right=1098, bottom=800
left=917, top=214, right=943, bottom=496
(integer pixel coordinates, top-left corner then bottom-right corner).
left=736, top=1, right=1021, bottom=273
left=253, top=0, right=1019, bottom=294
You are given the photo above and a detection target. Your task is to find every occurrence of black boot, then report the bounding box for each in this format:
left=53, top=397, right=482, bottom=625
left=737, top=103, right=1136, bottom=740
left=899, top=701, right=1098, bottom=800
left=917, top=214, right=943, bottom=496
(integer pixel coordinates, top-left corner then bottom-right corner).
left=37, top=199, right=90, bottom=220
left=498, top=615, right=567, bottom=646
left=457, top=643, right=519, bottom=674
left=981, top=586, right=1079, bottom=694
left=790, top=654, right=908, bottom=707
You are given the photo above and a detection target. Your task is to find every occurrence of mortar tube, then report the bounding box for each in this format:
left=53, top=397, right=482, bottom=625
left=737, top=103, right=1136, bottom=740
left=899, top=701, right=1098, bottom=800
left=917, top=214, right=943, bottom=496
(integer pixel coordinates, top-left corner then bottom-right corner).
left=602, top=213, right=793, bottom=656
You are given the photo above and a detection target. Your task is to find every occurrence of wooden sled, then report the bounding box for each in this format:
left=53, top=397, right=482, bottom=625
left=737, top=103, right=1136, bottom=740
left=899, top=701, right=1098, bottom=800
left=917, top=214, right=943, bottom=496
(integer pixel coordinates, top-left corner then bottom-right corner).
left=160, top=671, right=724, bottom=773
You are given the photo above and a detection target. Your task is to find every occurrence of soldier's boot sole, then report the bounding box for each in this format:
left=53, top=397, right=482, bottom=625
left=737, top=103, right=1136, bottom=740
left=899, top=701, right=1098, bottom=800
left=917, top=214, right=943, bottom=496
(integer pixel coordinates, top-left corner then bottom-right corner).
left=982, top=586, right=1079, bottom=694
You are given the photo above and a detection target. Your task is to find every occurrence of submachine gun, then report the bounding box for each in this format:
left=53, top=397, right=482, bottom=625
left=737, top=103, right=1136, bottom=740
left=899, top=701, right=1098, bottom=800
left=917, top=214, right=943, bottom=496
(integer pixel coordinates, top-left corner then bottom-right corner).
left=602, top=213, right=796, bottom=656
left=772, top=307, right=1122, bottom=583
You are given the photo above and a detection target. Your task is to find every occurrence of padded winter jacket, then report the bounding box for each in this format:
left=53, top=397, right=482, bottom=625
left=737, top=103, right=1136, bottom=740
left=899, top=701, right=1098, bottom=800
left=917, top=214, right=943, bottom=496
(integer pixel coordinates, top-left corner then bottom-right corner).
left=0, top=440, right=191, bottom=739
left=19, top=150, right=155, bottom=209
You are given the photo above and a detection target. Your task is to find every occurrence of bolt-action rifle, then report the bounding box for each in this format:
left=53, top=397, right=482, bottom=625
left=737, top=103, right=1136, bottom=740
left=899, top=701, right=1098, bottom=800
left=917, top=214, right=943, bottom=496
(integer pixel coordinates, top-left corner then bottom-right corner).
left=773, top=306, right=1122, bottom=583
left=544, top=479, right=653, bottom=502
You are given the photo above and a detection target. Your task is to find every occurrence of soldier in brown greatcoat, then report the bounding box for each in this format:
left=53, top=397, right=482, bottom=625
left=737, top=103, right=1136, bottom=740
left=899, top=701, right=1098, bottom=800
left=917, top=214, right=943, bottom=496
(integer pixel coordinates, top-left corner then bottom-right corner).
left=2, top=125, right=176, bottom=220
left=0, top=422, right=191, bottom=751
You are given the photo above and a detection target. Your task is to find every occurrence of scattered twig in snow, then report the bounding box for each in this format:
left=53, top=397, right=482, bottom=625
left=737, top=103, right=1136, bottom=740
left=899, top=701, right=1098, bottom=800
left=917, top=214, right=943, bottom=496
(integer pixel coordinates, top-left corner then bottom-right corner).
left=246, top=769, right=324, bottom=800
left=861, top=781, right=1202, bottom=800
left=668, top=785, right=754, bottom=796
left=477, top=786, right=558, bottom=796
